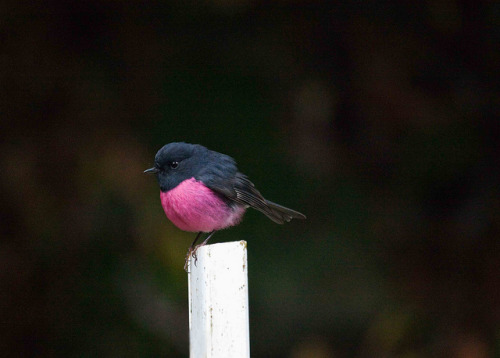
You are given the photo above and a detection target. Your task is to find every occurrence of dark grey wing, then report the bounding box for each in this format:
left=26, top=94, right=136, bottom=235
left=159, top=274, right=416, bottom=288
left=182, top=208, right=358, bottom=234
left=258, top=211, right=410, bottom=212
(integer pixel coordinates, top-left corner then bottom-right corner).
left=197, top=150, right=305, bottom=224
left=204, top=171, right=306, bottom=224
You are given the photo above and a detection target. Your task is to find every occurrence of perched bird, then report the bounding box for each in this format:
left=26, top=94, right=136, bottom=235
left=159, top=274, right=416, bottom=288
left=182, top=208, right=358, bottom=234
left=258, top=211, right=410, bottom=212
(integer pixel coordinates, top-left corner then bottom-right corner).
left=145, top=142, right=306, bottom=269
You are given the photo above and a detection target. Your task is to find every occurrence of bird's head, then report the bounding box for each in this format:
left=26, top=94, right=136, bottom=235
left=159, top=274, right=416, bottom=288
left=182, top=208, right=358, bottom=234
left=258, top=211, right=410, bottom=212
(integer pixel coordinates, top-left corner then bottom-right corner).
left=144, top=142, right=207, bottom=192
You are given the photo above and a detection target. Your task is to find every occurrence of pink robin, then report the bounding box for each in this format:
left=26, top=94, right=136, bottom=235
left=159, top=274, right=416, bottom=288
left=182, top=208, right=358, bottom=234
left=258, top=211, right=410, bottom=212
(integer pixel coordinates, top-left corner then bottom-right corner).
left=145, top=142, right=306, bottom=270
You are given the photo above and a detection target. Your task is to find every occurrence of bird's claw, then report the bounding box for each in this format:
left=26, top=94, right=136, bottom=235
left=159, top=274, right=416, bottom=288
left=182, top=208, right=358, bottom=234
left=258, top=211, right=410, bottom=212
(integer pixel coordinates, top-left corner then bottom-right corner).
left=184, top=248, right=193, bottom=272
left=183, top=245, right=204, bottom=272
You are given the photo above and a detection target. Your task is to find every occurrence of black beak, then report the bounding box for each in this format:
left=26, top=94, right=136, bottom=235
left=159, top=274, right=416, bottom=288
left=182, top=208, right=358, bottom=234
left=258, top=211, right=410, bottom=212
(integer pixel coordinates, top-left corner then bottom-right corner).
left=144, top=167, right=159, bottom=174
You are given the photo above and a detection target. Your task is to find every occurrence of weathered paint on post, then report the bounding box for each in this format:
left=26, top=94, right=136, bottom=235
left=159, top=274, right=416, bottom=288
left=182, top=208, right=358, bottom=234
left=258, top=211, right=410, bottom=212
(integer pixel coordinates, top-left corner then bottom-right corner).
left=188, top=241, right=250, bottom=358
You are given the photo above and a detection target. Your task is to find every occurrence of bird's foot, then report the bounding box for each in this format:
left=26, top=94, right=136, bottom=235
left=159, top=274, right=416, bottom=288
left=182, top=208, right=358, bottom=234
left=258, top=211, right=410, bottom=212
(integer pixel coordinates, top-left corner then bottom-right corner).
left=183, top=243, right=207, bottom=272
left=184, top=247, right=193, bottom=272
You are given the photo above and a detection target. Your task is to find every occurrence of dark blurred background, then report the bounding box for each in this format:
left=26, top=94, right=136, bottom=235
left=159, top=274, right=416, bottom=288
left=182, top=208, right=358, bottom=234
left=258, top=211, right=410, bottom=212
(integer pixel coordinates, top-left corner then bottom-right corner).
left=1, top=1, right=499, bottom=357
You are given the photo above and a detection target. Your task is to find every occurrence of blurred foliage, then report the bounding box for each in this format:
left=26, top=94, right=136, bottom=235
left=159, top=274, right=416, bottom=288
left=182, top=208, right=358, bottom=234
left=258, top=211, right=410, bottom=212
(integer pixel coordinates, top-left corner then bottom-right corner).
left=1, top=1, right=499, bottom=357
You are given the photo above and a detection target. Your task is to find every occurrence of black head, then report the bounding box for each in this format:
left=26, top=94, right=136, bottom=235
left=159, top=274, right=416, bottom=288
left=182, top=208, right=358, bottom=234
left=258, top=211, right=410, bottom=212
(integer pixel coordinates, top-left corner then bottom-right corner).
left=144, top=142, right=209, bottom=192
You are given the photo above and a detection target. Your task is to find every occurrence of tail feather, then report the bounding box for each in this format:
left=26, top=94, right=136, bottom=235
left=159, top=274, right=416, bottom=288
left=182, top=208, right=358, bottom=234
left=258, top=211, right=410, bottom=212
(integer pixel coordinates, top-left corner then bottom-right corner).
left=261, top=200, right=306, bottom=224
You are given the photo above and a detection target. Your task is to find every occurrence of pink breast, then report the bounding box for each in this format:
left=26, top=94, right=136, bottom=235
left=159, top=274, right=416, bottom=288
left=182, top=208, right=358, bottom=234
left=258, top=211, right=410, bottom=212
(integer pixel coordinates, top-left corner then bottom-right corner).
left=160, top=177, right=245, bottom=232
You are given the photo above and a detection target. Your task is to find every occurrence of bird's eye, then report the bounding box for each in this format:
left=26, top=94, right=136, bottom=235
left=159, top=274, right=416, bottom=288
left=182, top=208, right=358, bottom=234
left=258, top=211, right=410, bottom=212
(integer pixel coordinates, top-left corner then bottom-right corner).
left=169, top=161, right=179, bottom=169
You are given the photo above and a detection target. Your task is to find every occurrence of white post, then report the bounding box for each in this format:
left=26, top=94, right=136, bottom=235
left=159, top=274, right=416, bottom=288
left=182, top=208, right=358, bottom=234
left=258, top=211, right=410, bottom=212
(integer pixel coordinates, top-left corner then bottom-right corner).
left=188, top=241, right=250, bottom=358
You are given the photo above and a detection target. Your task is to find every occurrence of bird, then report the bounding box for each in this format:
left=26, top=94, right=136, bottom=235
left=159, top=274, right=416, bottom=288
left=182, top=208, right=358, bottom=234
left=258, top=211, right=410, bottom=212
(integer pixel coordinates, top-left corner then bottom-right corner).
left=144, top=142, right=306, bottom=270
